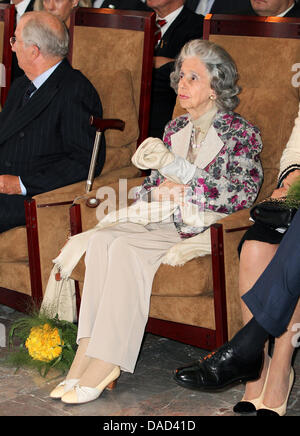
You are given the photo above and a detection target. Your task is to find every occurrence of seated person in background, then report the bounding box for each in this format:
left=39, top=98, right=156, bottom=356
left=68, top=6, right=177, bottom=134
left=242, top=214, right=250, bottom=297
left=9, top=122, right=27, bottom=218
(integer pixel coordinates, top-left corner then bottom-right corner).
left=190, top=0, right=300, bottom=17
left=185, top=0, right=252, bottom=15
left=7, top=0, right=36, bottom=81
left=174, top=103, right=300, bottom=417
left=146, top=0, right=204, bottom=138
left=243, top=0, right=300, bottom=17
left=34, top=0, right=92, bottom=27
left=93, top=0, right=150, bottom=10
left=174, top=206, right=300, bottom=416
left=49, top=39, right=263, bottom=405
left=0, top=11, right=105, bottom=233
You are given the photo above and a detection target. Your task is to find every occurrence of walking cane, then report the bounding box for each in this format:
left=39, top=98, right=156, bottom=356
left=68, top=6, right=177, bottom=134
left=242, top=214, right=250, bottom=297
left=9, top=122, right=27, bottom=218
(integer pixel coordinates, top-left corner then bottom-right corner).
left=86, top=116, right=125, bottom=193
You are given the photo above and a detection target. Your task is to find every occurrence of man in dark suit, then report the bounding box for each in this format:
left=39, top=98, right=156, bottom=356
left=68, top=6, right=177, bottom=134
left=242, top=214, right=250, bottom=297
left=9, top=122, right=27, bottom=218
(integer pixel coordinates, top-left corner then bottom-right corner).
left=185, top=0, right=252, bottom=15
left=248, top=0, right=300, bottom=16
left=0, top=11, right=105, bottom=233
left=186, top=0, right=300, bottom=16
left=146, top=0, right=203, bottom=138
left=96, top=0, right=150, bottom=10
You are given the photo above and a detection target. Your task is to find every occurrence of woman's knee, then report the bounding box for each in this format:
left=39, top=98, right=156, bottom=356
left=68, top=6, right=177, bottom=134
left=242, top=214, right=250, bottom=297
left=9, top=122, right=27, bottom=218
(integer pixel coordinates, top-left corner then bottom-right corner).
left=240, top=241, right=279, bottom=282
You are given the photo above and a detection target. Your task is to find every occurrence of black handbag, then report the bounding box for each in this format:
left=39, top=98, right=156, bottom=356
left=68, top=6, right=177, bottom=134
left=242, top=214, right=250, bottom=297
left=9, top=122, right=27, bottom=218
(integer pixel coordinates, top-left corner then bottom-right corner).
left=250, top=197, right=298, bottom=230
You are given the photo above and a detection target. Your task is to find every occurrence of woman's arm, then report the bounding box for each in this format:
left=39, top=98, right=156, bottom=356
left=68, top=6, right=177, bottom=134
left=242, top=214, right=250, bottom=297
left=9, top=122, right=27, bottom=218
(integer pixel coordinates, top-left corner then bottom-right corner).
left=186, top=128, right=263, bottom=214
left=278, top=102, right=300, bottom=187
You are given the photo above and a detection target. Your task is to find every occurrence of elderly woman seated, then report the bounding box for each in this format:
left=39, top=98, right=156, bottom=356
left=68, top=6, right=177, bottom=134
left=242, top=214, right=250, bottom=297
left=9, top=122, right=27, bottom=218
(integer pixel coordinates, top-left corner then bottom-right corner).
left=49, top=39, right=264, bottom=405
left=34, top=0, right=91, bottom=27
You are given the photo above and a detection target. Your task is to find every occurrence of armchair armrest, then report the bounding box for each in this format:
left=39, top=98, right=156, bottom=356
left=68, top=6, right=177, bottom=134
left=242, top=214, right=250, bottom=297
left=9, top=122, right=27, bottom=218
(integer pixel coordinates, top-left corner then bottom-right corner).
left=35, top=176, right=144, bottom=293
left=217, top=207, right=252, bottom=232
left=212, top=208, right=253, bottom=339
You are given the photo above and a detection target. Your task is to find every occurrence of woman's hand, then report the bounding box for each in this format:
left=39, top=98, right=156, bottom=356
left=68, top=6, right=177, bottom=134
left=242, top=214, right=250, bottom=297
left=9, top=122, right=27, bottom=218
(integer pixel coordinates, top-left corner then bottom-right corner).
left=271, top=170, right=300, bottom=198
left=271, top=187, right=288, bottom=199
left=153, top=56, right=174, bottom=69
left=151, top=180, right=188, bottom=205
left=282, top=169, right=300, bottom=188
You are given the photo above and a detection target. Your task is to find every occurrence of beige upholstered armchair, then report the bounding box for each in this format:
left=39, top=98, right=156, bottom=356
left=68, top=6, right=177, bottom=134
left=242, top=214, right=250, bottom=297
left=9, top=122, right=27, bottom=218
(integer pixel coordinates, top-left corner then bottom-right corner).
left=0, top=8, right=155, bottom=310
left=52, top=15, right=300, bottom=351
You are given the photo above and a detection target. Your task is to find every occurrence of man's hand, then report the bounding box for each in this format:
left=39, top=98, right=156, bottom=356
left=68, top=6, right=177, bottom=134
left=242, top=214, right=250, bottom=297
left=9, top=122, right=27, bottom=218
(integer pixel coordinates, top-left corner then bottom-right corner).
left=153, top=56, right=174, bottom=69
left=0, top=175, right=22, bottom=195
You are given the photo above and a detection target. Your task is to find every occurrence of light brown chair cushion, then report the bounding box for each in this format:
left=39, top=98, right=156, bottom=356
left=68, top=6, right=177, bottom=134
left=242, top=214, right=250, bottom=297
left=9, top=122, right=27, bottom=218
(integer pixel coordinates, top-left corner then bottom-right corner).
left=0, top=227, right=28, bottom=261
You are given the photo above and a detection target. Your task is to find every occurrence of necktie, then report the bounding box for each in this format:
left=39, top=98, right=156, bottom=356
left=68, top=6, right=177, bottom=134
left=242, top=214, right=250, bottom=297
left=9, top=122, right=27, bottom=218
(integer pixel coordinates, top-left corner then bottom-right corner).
left=154, top=19, right=167, bottom=47
left=22, top=82, right=36, bottom=106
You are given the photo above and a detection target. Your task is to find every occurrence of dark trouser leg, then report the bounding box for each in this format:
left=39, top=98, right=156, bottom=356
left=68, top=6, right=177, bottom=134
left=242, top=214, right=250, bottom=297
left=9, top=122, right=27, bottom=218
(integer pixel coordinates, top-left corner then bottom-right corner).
left=0, top=194, right=30, bottom=233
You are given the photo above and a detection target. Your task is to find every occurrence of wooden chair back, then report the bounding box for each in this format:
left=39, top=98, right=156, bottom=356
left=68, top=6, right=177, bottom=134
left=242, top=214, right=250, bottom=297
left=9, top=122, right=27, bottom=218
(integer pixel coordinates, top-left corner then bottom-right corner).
left=68, top=8, right=155, bottom=153
left=0, top=3, right=14, bottom=108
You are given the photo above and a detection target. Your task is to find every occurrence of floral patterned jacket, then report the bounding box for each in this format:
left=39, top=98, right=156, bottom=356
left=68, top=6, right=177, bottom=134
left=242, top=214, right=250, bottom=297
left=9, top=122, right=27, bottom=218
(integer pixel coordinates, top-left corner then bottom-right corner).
left=136, top=111, right=263, bottom=238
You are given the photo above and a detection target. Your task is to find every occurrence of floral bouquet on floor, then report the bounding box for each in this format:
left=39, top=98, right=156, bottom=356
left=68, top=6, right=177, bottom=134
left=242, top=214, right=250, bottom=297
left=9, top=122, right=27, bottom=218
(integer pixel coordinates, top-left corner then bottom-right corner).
left=7, top=309, right=78, bottom=377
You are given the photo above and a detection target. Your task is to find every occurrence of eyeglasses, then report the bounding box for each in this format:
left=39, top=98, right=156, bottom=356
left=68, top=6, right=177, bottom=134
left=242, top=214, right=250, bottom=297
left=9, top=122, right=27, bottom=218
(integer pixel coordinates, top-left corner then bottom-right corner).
left=9, top=36, right=40, bottom=49
left=9, top=36, right=17, bottom=46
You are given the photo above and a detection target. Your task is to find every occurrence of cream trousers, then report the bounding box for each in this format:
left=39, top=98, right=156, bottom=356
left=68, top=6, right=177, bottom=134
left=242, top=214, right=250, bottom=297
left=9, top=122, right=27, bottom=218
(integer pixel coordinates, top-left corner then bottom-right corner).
left=77, top=221, right=181, bottom=373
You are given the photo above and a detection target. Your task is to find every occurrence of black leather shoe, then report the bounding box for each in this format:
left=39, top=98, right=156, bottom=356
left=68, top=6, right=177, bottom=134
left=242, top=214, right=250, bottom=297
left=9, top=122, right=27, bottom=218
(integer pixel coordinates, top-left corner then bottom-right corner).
left=173, top=343, right=263, bottom=391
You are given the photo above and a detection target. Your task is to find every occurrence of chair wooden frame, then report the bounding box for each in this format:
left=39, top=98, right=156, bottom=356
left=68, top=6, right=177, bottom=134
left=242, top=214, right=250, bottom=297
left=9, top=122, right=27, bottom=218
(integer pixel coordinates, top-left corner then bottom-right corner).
left=0, top=3, right=14, bottom=108
left=203, top=13, right=300, bottom=39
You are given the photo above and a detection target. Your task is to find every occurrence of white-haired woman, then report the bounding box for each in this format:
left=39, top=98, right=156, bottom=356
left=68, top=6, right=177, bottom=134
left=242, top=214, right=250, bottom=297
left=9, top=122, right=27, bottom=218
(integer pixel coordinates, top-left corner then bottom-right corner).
left=50, top=39, right=264, bottom=405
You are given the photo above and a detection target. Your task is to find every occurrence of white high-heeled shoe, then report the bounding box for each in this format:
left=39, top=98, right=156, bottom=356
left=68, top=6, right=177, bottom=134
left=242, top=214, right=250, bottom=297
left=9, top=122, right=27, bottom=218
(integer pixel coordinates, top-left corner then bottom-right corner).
left=61, top=366, right=120, bottom=405
left=257, top=368, right=295, bottom=416
left=50, top=378, right=80, bottom=399
left=233, top=358, right=271, bottom=414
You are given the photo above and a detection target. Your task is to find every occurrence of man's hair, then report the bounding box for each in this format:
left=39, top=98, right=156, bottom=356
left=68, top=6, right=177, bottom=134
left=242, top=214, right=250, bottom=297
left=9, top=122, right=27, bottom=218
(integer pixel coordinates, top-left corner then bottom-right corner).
left=21, top=12, right=69, bottom=58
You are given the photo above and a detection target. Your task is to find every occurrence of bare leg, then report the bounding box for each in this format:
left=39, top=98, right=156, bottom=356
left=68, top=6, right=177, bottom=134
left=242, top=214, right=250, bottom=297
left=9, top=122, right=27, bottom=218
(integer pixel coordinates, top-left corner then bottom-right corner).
left=239, top=240, right=279, bottom=400
left=79, top=358, right=117, bottom=388
left=261, top=299, right=300, bottom=409
left=66, top=337, right=91, bottom=380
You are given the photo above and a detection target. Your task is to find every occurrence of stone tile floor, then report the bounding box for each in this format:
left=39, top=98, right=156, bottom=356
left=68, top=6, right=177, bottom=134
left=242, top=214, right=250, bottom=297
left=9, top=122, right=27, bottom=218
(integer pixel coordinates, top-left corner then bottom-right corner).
left=0, top=304, right=299, bottom=417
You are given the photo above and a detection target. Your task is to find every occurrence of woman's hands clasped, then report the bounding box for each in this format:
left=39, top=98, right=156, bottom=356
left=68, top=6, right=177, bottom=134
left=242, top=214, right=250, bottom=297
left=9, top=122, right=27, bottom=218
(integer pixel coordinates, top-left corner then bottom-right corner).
left=151, top=180, right=189, bottom=206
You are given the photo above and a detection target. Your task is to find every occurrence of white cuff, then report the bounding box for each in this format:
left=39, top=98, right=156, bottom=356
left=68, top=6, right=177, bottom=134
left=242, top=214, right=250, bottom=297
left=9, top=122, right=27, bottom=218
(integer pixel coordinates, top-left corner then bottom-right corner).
left=19, top=177, right=27, bottom=196
left=160, top=155, right=196, bottom=184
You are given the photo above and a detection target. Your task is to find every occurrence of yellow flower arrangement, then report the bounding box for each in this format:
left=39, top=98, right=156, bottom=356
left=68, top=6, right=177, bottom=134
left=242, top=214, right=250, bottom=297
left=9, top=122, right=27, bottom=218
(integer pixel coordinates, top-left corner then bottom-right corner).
left=8, top=312, right=78, bottom=377
left=25, top=323, right=64, bottom=363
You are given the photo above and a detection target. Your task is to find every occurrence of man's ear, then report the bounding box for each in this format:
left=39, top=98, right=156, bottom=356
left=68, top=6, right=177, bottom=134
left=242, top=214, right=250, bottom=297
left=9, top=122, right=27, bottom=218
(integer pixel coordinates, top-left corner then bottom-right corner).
left=31, top=44, right=40, bottom=59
